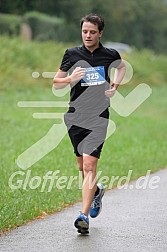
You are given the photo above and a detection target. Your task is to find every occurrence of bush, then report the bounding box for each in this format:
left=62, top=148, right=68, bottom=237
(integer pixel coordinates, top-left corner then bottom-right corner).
left=0, top=13, right=21, bottom=36
left=124, top=48, right=167, bottom=86
left=24, top=11, right=66, bottom=42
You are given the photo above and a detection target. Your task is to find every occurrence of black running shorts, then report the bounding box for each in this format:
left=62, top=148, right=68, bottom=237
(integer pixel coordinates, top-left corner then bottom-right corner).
left=64, top=109, right=109, bottom=158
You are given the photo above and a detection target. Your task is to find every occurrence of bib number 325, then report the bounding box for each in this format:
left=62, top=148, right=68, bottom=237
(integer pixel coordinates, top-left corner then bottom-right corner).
left=81, top=66, right=105, bottom=86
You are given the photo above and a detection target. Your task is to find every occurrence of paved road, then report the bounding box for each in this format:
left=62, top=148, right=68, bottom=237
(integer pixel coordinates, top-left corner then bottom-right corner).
left=0, top=169, right=167, bottom=252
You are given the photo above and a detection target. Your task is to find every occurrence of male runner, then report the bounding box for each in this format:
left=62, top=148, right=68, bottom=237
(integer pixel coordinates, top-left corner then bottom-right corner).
left=53, top=13, right=126, bottom=234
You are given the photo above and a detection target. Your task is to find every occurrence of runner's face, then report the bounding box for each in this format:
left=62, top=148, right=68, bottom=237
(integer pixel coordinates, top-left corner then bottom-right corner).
left=82, top=22, right=103, bottom=51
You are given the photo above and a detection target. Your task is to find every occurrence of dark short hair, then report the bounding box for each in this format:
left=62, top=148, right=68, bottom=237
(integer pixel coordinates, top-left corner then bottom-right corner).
left=80, top=13, right=104, bottom=32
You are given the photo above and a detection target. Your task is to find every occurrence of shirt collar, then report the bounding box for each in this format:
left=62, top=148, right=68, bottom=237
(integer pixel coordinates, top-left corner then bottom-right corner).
left=82, top=42, right=103, bottom=53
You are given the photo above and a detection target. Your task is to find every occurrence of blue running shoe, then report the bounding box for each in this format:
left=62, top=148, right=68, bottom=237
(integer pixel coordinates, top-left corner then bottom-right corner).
left=89, top=183, right=105, bottom=218
left=74, top=212, right=89, bottom=234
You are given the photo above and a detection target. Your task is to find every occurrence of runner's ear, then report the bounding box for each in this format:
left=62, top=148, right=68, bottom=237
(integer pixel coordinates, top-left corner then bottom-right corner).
left=99, top=31, right=103, bottom=38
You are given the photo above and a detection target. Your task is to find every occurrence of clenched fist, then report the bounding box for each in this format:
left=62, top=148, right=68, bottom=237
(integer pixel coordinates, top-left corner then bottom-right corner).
left=70, top=67, right=85, bottom=83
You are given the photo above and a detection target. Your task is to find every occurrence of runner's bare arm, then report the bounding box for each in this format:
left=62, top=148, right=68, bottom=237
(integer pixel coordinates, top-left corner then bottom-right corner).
left=105, top=60, right=126, bottom=97
left=112, top=60, right=126, bottom=89
left=53, top=70, right=70, bottom=89
left=53, top=67, right=85, bottom=89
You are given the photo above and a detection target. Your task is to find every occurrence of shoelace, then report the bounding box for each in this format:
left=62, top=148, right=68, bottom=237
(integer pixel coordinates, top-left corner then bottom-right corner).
left=91, top=196, right=101, bottom=208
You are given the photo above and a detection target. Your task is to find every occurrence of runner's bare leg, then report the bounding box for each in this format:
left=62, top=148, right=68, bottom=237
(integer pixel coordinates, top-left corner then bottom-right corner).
left=81, top=154, right=98, bottom=216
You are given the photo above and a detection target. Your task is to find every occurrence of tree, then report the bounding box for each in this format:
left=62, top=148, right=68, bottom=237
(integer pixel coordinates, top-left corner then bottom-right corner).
left=0, top=0, right=167, bottom=53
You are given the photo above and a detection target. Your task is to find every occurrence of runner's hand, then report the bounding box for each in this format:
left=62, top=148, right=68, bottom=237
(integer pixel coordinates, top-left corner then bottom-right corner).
left=70, top=67, right=85, bottom=83
left=105, top=86, right=117, bottom=98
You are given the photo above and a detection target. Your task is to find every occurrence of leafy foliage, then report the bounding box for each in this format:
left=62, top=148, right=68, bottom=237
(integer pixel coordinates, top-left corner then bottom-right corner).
left=24, top=11, right=65, bottom=41
left=0, top=0, right=167, bottom=51
left=0, top=13, right=21, bottom=36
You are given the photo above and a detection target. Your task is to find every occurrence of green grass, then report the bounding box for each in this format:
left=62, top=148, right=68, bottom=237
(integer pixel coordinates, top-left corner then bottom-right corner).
left=0, top=36, right=167, bottom=234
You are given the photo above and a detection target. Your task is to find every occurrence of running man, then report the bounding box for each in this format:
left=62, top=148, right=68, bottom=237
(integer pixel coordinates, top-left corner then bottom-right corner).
left=53, top=13, right=126, bottom=234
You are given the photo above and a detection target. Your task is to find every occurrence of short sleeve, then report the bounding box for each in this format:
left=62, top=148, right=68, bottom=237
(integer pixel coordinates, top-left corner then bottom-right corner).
left=59, top=49, right=72, bottom=72
left=110, top=49, right=122, bottom=68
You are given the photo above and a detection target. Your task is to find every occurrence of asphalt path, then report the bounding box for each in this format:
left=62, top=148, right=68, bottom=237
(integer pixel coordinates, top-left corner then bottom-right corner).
left=0, top=168, right=167, bottom=252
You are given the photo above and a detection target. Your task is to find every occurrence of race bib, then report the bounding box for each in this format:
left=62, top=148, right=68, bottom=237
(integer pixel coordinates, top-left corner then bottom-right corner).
left=81, top=66, right=105, bottom=86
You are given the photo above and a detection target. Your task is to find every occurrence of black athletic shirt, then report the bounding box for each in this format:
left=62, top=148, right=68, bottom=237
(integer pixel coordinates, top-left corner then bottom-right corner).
left=60, top=42, right=121, bottom=114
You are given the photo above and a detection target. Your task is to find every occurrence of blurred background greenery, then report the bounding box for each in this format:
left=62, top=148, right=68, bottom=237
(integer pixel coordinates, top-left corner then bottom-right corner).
left=0, top=0, right=167, bottom=53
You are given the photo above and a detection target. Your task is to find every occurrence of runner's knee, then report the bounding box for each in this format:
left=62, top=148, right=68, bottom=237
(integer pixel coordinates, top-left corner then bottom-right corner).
left=83, top=158, right=97, bottom=173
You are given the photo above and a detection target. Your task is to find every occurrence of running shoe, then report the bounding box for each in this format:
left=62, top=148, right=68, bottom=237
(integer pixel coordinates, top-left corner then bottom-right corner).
left=89, top=183, right=105, bottom=218
left=74, top=212, right=89, bottom=234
